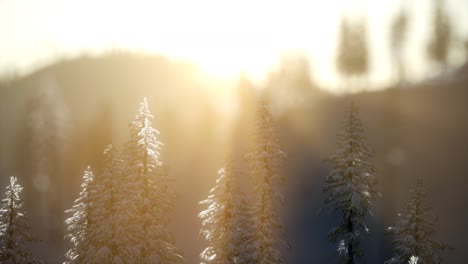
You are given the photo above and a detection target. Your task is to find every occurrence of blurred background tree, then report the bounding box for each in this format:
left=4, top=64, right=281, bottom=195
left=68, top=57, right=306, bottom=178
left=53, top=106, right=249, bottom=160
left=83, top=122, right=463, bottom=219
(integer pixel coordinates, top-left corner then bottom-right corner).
left=336, top=17, right=369, bottom=91
left=390, top=8, right=409, bottom=84
left=265, top=53, right=319, bottom=117
left=427, top=0, right=452, bottom=72
left=14, top=77, right=70, bottom=260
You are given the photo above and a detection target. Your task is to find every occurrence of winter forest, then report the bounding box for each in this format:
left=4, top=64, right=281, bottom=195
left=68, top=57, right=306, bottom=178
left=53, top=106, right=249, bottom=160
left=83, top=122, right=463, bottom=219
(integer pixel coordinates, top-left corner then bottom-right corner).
left=1, top=0, right=468, bottom=263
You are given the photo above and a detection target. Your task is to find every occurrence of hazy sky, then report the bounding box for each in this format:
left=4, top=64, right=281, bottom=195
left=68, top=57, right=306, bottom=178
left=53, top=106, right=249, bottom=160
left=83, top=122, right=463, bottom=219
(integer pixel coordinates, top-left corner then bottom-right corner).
left=0, top=0, right=467, bottom=89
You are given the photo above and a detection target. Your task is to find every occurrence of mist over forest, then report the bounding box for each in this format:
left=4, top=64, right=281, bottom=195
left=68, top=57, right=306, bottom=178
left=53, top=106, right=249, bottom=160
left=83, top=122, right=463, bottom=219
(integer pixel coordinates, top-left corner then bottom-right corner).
left=0, top=0, right=468, bottom=263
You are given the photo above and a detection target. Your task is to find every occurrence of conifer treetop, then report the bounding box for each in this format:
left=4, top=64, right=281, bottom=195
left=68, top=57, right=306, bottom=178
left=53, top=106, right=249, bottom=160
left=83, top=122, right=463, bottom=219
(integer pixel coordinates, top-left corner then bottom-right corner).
left=81, top=145, right=126, bottom=263
left=199, top=159, right=254, bottom=264
left=323, top=102, right=378, bottom=263
left=245, top=100, right=288, bottom=264
left=200, top=162, right=235, bottom=263
left=324, top=102, right=377, bottom=216
left=126, top=97, right=163, bottom=174
left=120, top=98, right=182, bottom=263
left=246, top=101, right=287, bottom=186
left=0, top=176, right=39, bottom=264
left=64, top=167, right=95, bottom=264
left=386, top=179, right=447, bottom=264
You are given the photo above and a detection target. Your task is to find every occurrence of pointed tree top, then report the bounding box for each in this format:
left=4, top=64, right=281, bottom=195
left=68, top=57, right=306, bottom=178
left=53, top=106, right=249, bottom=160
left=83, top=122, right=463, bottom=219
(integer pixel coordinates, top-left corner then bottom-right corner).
left=133, top=97, right=156, bottom=127
left=339, top=101, right=365, bottom=139
left=140, top=97, right=150, bottom=113
left=7, top=176, right=22, bottom=193
left=83, top=166, right=94, bottom=183
left=254, top=97, right=275, bottom=127
left=9, top=176, right=18, bottom=187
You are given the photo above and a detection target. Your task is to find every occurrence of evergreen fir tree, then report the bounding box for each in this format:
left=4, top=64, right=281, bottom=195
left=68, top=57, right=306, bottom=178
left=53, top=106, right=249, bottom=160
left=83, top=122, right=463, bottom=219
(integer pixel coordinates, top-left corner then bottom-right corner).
left=322, top=102, right=377, bottom=264
left=121, top=98, right=182, bottom=263
left=64, top=167, right=96, bottom=264
left=245, top=101, right=287, bottom=264
left=386, top=179, right=447, bottom=264
left=199, top=160, right=254, bottom=264
left=0, top=176, right=40, bottom=264
left=81, top=145, right=124, bottom=263
left=236, top=194, right=255, bottom=264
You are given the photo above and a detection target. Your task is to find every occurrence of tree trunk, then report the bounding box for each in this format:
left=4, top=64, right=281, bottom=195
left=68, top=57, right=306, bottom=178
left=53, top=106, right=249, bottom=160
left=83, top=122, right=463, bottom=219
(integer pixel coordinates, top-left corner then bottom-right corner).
left=347, top=210, right=355, bottom=264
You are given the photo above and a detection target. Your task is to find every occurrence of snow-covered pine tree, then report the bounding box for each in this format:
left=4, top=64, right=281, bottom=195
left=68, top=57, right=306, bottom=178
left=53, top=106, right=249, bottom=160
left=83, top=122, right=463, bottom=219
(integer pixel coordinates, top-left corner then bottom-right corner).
left=322, top=102, right=377, bottom=264
left=64, top=167, right=97, bottom=264
left=199, top=160, right=254, bottom=264
left=121, top=98, right=182, bottom=263
left=408, top=256, right=419, bottom=264
left=385, top=179, right=447, bottom=264
left=0, top=176, right=40, bottom=264
left=80, top=145, right=125, bottom=264
left=235, top=193, right=256, bottom=264
left=245, top=100, right=287, bottom=264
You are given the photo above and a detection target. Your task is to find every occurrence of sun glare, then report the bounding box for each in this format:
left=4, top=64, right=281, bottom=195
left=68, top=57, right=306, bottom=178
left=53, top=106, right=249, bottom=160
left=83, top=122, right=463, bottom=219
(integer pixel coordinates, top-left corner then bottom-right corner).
left=1, top=0, right=451, bottom=89
left=37, top=0, right=343, bottom=83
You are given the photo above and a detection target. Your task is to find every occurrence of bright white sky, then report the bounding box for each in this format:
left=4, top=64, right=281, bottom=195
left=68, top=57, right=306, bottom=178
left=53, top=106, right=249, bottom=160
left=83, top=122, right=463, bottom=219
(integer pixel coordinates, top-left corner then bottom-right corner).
left=0, top=0, right=467, bottom=90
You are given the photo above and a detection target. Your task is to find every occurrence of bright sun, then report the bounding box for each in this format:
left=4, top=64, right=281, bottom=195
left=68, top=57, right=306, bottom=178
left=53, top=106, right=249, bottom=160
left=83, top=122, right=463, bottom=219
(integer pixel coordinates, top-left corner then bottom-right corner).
left=1, top=0, right=398, bottom=88
left=46, top=0, right=341, bottom=82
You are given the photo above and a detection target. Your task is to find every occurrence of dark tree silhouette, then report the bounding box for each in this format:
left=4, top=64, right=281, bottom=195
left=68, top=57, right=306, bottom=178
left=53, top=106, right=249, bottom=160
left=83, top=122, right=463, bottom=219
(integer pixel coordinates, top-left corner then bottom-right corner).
left=336, top=17, right=369, bottom=91
left=391, top=9, right=409, bottom=83
left=427, top=0, right=452, bottom=69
